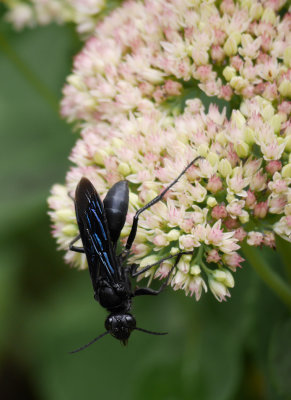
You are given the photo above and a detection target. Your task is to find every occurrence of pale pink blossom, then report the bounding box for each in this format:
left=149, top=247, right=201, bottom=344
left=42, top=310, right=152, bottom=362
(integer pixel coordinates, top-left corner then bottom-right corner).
left=247, top=231, right=264, bottom=246
left=223, top=252, right=245, bottom=271
left=268, top=194, right=287, bottom=213
left=234, top=227, right=247, bottom=242
left=187, top=276, right=208, bottom=300
left=249, top=170, right=267, bottom=192
left=268, top=172, right=290, bottom=194
left=263, top=231, right=276, bottom=248
left=206, top=250, right=221, bottom=264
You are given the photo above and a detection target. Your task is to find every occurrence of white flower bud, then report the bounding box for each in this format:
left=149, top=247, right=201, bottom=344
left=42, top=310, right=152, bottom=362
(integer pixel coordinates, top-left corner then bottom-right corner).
left=190, top=264, right=201, bottom=275
left=223, top=66, right=236, bottom=82
left=62, top=224, right=79, bottom=237
left=234, top=142, right=249, bottom=158
left=139, top=255, right=160, bottom=269
left=218, top=159, right=232, bottom=177
left=279, top=80, right=291, bottom=98
left=198, top=144, right=209, bottom=157
left=282, top=164, right=291, bottom=178
left=206, top=152, right=219, bottom=166
left=283, top=47, right=291, bottom=68
left=208, top=277, right=230, bottom=302
left=56, top=209, right=75, bottom=222
left=117, top=162, right=131, bottom=176
left=207, top=196, right=217, bottom=207
left=166, top=229, right=180, bottom=241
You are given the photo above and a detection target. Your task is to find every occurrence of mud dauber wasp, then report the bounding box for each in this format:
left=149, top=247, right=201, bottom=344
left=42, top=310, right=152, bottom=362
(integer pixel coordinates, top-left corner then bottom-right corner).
left=69, top=156, right=202, bottom=352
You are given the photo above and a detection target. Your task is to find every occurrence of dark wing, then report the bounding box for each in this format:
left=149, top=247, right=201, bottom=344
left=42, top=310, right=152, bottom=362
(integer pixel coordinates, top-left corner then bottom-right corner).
left=74, top=177, right=119, bottom=289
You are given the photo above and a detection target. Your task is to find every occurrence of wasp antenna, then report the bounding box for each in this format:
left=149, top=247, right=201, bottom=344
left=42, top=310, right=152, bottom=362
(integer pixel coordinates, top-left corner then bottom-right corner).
left=69, top=331, right=109, bottom=354
left=135, top=327, right=168, bottom=336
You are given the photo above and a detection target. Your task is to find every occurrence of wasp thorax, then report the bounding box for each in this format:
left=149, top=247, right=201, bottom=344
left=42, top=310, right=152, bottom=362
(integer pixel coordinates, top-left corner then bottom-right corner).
left=105, top=313, right=136, bottom=344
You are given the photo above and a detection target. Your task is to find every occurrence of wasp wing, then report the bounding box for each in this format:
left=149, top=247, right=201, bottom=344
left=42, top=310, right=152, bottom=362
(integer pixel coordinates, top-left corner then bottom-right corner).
left=74, top=178, right=119, bottom=290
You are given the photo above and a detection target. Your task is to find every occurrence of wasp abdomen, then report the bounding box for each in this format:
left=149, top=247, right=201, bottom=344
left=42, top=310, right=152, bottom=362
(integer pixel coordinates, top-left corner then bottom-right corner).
left=103, top=181, right=129, bottom=243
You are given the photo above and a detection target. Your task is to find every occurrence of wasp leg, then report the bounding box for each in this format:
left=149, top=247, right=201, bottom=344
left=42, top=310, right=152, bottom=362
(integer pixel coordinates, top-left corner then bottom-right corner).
left=69, top=234, right=85, bottom=253
left=130, top=251, right=192, bottom=278
left=67, top=191, right=75, bottom=201
left=123, top=156, right=202, bottom=255
left=133, top=253, right=183, bottom=296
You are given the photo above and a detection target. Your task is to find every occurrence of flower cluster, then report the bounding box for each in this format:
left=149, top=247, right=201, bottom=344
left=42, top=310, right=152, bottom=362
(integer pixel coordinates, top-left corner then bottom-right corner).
left=48, top=95, right=291, bottom=302
left=61, top=0, right=291, bottom=126
left=3, top=0, right=109, bottom=35
left=46, top=0, right=291, bottom=302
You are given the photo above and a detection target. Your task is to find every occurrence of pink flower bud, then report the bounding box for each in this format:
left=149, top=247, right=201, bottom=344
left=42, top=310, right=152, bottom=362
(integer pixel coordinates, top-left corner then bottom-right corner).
left=164, top=80, right=182, bottom=96
left=207, top=175, right=223, bottom=193
left=206, top=249, right=221, bottom=263
left=254, top=201, right=268, bottom=218
left=153, top=87, right=165, bottom=103
left=266, top=160, right=282, bottom=175
left=211, top=205, right=228, bottom=220
left=230, top=55, right=243, bottom=71
left=278, top=101, right=291, bottom=116
left=245, top=190, right=256, bottom=208
left=211, top=45, right=225, bottom=62
left=224, top=217, right=239, bottom=229
left=220, top=85, right=233, bottom=100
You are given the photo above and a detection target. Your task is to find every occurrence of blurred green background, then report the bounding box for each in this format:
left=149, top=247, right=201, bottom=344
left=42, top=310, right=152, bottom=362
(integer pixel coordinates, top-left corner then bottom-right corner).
left=0, top=7, right=291, bottom=400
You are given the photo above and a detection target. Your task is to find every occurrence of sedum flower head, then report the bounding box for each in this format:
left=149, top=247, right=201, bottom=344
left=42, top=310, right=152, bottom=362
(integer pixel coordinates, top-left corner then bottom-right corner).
left=3, top=0, right=108, bottom=35
left=48, top=94, right=291, bottom=302
left=46, top=0, right=291, bottom=303
left=60, top=0, right=290, bottom=125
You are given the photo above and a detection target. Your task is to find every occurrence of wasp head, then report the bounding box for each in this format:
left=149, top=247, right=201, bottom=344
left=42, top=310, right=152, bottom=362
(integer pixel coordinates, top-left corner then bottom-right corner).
left=105, top=313, right=136, bottom=345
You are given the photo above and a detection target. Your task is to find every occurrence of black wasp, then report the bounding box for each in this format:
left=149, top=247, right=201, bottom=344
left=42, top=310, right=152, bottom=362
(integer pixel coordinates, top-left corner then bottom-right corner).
left=69, top=156, right=202, bottom=352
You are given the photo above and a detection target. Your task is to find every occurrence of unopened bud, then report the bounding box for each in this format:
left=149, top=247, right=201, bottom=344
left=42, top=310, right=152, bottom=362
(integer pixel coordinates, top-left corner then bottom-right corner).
left=224, top=36, right=238, bottom=56
left=56, top=209, right=75, bottom=222
left=279, top=80, right=291, bottom=98
left=62, top=224, right=79, bottom=237
left=283, top=47, right=291, bottom=68
left=282, top=163, right=291, bottom=178
left=223, top=66, right=236, bottom=81
left=243, top=127, right=255, bottom=144
left=167, top=229, right=180, bottom=241
left=190, top=264, right=201, bottom=275
left=234, top=142, right=249, bottom=158
left=262, top=8, right=276, bottom=24
left=207, top=196, right=217, bottom=207
left=218, top=159, right=232, bottom=177
left=139, top=255, right=160, bottom=269
left=117, top=162, right=131, bottom=176
left=198, top=144, right=209, bottom=157
left=269, top=114, right=282, bottom=134
left=207, top=152, right=219, bottom=166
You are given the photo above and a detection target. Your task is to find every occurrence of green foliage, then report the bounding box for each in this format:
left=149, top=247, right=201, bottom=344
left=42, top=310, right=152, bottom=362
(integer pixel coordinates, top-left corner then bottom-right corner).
left=0, top=16, right=290, bottom=400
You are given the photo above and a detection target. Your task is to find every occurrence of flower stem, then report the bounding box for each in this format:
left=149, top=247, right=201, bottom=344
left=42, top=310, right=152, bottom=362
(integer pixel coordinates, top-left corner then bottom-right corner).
left=241, top=242, right=291, bottom=310
left=0, top=33, right=59, bottom=112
